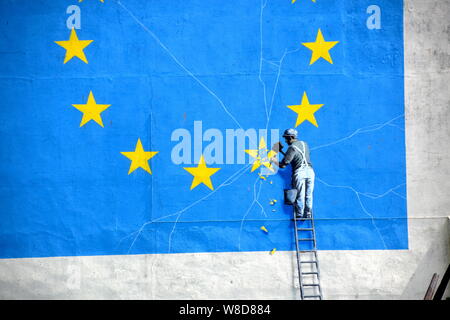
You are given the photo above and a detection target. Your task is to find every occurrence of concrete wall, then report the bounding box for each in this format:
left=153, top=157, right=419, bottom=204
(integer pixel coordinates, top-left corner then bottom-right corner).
left=0, top=0, right=449, bottom=300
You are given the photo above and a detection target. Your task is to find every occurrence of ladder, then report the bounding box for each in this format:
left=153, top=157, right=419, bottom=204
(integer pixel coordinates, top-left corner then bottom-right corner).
left=293, top=211, right=323, bottom=300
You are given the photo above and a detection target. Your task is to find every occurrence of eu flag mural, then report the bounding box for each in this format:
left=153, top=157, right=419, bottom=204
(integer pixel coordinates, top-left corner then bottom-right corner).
left=0, top=0, right=406, bottom=259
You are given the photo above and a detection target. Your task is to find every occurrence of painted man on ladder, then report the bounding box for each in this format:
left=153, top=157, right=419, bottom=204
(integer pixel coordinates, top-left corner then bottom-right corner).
left=270, top=128, right=315, bottom=219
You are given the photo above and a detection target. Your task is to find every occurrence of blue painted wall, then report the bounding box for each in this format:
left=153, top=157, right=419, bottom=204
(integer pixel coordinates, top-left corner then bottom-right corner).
left=0, top=0, right=406, bottom=258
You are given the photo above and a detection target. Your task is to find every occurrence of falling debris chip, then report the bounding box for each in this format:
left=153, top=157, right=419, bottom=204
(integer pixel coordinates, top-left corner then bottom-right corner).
left=260, top=226, right=268, bottom=233
left=270, top=248, right=276, bottom=255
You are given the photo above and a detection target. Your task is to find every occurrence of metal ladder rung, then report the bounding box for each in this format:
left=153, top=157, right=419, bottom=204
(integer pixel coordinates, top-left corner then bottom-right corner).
left=298, top=238, right=314, bottom=241
left=299, top=250, right=316, bottom=253
left=297, top=228, right=313, bottom=231
left=300, top=260, right=317, bottom=264
left=303, top=284, right=320, bottom=287
left=303, top=295, right=322, bottom=299
left=301, top=272, right=318, bottom=275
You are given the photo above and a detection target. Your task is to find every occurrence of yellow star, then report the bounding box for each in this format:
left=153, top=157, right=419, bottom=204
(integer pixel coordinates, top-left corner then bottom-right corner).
left=287, top=92, right=324, bottom=127
left=121, top=139, right=158, bottom=175
left=245, top=137, right=277, bottom=173
left=302, top=28, right=339, bottom=65
left=72, top=91, right=111, bottom=127
left=55, top=28, right=93, bottom=64
left=183, top=155, right=221, bottom=190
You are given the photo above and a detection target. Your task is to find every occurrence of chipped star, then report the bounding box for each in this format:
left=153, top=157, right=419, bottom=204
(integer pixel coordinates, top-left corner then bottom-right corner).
left=245, top=137, right=277, bottom=173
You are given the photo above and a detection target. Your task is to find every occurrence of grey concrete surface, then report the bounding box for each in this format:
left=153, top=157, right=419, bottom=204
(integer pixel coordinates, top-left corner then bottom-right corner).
left=0, top=0, right=449, bottom=300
